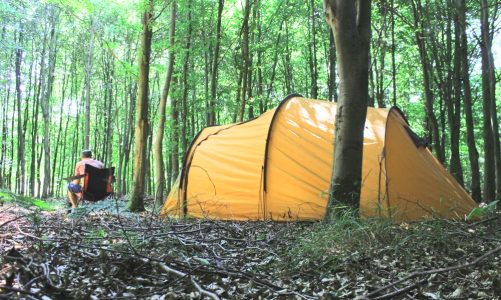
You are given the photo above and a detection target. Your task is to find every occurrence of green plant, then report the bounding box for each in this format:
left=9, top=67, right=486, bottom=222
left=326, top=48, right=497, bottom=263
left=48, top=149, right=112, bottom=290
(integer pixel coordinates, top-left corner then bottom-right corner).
left=466, top=200, right=499, bottom=220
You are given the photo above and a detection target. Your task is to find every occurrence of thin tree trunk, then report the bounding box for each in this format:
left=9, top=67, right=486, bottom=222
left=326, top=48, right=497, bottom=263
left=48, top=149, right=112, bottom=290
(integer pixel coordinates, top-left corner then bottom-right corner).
left=328, top=30, right=337, bottom=102
left=171, top=74, right=180, bottom=181
left=15, top=28, right=26, bottom=195
left=456, top=0, right=481, bottom=201
left=181, top=0, right=193, bottom=155
left=41, top=10, right=58, bottom=198
left=479, top=0, right=496, bottom=201
left=450, top=11, right=464, bottom=186
left=129, top=0, right=154, bottom=211
left=411, top=0, right=445, bottom=163
left=390, top=0, right=396, bottom=106
left=208, top=0, right=224, bottom=126
left=485, top=3, right=501, bottom=200
left=308, top=0, right=318, bottom=99
left=264, top=24, right=281, bottom=110
left=51, top=64, right=68, bottom=192
left=238, top=0, right=251, bottom=122
left=84, top=18, right=95, bottom=150
left=154, top=1, right=176, bottom=205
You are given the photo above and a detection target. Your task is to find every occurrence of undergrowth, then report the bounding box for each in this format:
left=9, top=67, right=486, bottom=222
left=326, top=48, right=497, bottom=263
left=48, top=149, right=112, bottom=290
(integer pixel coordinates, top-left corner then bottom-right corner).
left=282, top=211, right=499, bottom=276
left=0, top=189, right=61, bottom=211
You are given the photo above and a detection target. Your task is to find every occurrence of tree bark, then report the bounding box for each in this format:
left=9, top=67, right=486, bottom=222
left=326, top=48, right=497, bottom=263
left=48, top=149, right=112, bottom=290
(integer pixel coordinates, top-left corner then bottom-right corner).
left=308, top=0, right=318, bottom=99
left=41, top=10, right=58, bottom=198
left=84, top=18, right=95, bottom=150
left=14, top=28, right=26, bottom=195
left=450, top=16, right=464, bottom=186
left=390, top=0, right=396, bottom=106
left=479, top=0, right=497, bottom=201
left=456, top=0, right=481, bottom=201
left=328, top=30, right=337, bottom=102
left=154, top=1, right=176, bottom=205
left=128, top=0, right=154, bottom=211
left=485, top=2, right=501, bottom=200
left=324, top=0, right=372, bottom=219
left=181, top=0, right=193, bottom=155
left=171, top=74, right=180, bottom=182
left=208, top=0, right=224, bottom=126
left=238, top=0, right=251, bottom=122
left=410, top=0, right=445, bottom=163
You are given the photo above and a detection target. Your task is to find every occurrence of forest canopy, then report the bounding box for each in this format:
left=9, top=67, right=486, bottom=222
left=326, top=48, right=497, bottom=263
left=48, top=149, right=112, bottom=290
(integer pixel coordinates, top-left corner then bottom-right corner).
left=0, top=0, right=500, bottom=204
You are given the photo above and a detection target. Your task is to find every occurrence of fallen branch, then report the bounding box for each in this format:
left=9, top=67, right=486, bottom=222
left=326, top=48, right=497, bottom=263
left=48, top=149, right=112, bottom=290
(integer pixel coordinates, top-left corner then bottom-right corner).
left=150, top=260, right=220, bottom=300
left=467, top=215, right=499, bottom=228
left=0, top=215, right=25, bottom=228
left=365, top=245, right=501, bottom=299
left=372, top=278, right=427, bottom=300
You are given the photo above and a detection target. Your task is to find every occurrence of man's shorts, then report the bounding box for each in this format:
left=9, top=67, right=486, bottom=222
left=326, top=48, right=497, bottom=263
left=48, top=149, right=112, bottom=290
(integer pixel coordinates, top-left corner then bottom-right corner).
left=67, top=183, right=82, bottom=193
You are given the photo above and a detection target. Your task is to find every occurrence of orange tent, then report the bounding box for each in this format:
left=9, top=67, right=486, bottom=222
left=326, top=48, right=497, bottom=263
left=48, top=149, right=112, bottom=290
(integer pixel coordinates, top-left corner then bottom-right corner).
left=161, top=95, right=476, bottom=221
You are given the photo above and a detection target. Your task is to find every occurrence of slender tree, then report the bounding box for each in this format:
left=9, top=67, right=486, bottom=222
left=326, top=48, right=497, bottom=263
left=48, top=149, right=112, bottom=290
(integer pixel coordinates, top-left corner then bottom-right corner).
left=84, top=18, right=95, bottom=150
left=479, top=0, right=497, bottom=201
left=456, top=0, right=481, bottom=201
left=208, top=0, right=224, bottom=126
left=181, top=0, right=193, bottom=155
left=14, top=27, right=26, bottom=195
left=154, top=1, right=177, bottom=205
left=410, top=0, right=445, bottom=163
left=129, top=0, right=154, bottom=212
left=237, top=0, right=251, bottom=122
left=327, top=30, right=337, bottom=102
left=308, top=0, right=318, bottom=99
left=41, top=8, right=58, bottom=198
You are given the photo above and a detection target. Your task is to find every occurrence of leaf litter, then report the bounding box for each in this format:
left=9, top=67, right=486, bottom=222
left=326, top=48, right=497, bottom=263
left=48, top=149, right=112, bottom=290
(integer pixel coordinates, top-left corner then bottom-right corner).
left=0, top=199, right=500, bottom=299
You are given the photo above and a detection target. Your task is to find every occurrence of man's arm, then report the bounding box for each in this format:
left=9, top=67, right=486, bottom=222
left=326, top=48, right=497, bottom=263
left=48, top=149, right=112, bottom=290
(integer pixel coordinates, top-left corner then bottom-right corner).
left=74, top=162, right=83, bottom=184
left=63, top=174, right=85, bottom=182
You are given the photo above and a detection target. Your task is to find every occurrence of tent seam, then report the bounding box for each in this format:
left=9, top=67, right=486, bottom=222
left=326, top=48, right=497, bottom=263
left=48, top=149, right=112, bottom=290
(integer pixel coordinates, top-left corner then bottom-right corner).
left=262, top=93, right=303, bottom=220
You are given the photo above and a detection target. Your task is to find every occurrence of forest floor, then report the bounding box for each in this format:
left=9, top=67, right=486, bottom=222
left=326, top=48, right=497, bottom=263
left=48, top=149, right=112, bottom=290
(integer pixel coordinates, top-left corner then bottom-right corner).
left=0, top=193, right=500, bottom=300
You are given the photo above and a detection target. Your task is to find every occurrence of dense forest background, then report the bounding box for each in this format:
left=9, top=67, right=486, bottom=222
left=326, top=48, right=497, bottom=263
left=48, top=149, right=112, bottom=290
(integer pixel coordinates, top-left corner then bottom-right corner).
left=0, top=0, right=500, bottom=203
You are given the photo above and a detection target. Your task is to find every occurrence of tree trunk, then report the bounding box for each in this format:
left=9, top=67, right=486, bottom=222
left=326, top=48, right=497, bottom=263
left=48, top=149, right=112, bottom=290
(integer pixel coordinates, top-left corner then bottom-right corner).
left=181, top=0, right=193, bottom=155
left=308, top=0, right=318, bottom=99
left=238, top=0, right=251, bottom=122
left=484, top=2, right=501, bottom=200
left=444, top=6, right=464, bottom=185
left=283, top=20, right=293, bottom=94
left=390, top=0, right=396, bottom=106
left=15, top=28, right=26, bottom=195
left=171, top=74, right=180, bottom=181
left=328, top=30, right=337, bottom=102
left=128, top=0, right=154, bottom=211
left=30, top=57, right=41, bottom=196
left=154, top=1, right=176, bottom=205
left=456, top=0, right=481, bottom=201
left=324, top=0, right=372, bottom=219
left=84, top=18, right=95, bottom=150
left=479, top=0, right=496, bottom=201
left=264, top=23, right=282, bottom=110
left=410, top=0, right=445, bottom=163
left=208, top=0, right=224, bottom=126
left=41, top=11, right=58, bottom=198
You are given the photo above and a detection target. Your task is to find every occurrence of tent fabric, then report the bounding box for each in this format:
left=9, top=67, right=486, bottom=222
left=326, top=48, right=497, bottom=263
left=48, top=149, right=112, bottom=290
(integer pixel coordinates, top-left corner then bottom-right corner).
left=161, top=95, right=476, bottom=222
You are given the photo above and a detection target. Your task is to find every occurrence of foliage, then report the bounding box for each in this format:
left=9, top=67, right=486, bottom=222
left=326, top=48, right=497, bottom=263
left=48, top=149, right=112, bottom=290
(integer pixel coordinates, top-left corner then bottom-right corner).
left=0, top=0, right=499, bottom=202
left=466, top=200, right=499, bottom=220
left=285, top=216, right=481, bottom=275
left=0, top=189, right=61, bottom=211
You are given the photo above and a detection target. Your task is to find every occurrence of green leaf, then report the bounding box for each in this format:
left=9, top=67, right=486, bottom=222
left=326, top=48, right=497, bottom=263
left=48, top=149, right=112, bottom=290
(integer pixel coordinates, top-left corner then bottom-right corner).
left=466, top=200, right=499, bottom=220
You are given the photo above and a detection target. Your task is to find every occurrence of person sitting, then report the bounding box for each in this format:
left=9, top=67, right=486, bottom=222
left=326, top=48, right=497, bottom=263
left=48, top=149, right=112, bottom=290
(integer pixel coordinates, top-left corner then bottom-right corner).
left=67, top=150, right=104, bottom=209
